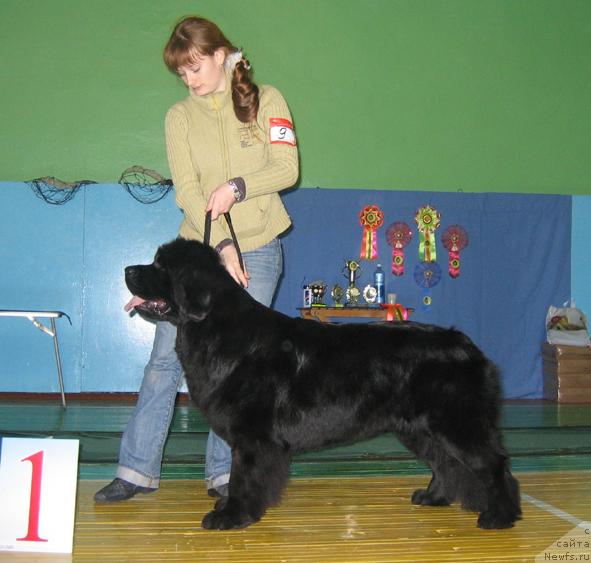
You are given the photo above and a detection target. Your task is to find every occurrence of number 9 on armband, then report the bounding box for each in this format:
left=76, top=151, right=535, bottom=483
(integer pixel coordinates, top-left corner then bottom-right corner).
left=269, top=117, right=296, bottom=146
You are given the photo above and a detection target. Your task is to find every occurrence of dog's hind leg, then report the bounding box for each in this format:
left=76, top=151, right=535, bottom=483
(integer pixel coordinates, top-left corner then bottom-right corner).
left=412, top=459, right=462, bottom=507
left=436, top=431, right=521, bottom=529
left=201, top=442, right=290, bottom=530
left=396, top=429, right=458, bottom=507
left=412, top=456, right=488, bottom=513
left=468, top=452, right=521, bottom=529
left=470, top=441, right=521, bottom=529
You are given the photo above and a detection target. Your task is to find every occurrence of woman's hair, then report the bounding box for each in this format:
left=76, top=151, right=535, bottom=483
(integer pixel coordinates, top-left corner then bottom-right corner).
left=163, top=16, right=259, bottom=123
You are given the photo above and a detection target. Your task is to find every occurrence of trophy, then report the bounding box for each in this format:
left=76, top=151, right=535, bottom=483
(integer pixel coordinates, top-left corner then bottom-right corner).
left=309, top=280, right=327, bottom=306
left=331, top=284, right=344, bottom=306
left=345, top=286, right=361, bottom=306
left=342, top=260, right=362, bottom=306
left=363, top=285, right=378, bottom=304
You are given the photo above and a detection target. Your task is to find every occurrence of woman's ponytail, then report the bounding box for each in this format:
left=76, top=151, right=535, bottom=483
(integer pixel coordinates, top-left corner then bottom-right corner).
left=231, top=57, right=259, bottom=124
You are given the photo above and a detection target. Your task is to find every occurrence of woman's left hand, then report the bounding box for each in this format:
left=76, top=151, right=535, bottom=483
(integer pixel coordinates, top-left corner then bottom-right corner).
left=219, top=244, right=250, bottom=288
left=206, top=183, right=236, bottom=220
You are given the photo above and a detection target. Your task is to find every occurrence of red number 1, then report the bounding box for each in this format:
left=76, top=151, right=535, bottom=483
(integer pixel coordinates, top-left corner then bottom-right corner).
left=16, top=450, right=48, bottom=543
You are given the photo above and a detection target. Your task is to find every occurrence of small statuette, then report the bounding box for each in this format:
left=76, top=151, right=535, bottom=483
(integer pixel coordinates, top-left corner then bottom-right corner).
left=331, top=284, right=344, bottom=306
left=345, top=286, right=361, bottom=306
left=363, top=285, right=378, bottom=304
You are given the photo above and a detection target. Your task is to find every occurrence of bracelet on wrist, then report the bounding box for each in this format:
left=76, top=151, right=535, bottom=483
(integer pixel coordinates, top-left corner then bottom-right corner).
left=227, top=178, right=246, bottom=202
left=228, top=180, right=242, bottom=202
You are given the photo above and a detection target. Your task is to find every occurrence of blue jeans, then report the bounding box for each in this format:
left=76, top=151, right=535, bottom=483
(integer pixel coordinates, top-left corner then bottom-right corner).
left=117, top=238, right=283, bottom=489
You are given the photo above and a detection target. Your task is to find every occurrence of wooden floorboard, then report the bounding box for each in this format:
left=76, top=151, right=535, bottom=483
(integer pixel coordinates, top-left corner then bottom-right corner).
left=2, top=400, right=591, bottom=560
left=2, top=472, right=589, bottom=562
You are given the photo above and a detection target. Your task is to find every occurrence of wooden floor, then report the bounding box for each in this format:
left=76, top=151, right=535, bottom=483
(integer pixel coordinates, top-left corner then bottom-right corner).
left=1, top=398, right=591, bottom=561
left=1, top=472, right=590, bottom=562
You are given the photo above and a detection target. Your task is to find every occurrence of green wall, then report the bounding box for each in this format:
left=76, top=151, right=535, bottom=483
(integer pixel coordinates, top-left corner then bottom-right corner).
left=1, top=0, right=589, bottom=193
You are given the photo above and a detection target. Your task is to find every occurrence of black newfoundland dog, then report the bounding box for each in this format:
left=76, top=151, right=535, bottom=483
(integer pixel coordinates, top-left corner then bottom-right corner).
left=125, top=238, right=521, bottom=531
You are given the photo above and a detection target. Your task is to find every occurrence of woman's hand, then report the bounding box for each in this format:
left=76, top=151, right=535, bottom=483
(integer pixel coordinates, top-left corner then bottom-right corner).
left=206, top=182, right=236, bottom=220
left=220, top=244, right=250, bottom=288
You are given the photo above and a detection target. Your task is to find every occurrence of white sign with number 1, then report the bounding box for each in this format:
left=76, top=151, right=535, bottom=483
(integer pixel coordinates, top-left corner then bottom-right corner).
left=0, top=437, right=79, bottom=554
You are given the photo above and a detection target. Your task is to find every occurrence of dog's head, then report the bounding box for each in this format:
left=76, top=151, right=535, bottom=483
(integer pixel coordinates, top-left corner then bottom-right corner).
left=125, top=238, right=231, bottom=324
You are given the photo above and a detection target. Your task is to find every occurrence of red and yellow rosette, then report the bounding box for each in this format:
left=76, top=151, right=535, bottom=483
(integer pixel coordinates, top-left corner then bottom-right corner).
left=441, top=225, right=469, bottom=278
left=414, top=205, right=440, bottom=262
left=359, top=205, right=384, bottom=260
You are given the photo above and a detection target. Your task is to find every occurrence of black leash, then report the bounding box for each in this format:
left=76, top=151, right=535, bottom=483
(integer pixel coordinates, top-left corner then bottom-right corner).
left=204, top=210, right=245, bottom=272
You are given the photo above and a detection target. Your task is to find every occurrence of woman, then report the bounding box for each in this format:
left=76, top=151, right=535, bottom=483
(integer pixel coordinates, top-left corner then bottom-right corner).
left=95, top=15, right=298, bottom=502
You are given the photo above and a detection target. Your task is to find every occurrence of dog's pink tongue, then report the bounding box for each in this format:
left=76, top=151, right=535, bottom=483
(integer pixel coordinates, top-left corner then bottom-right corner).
left=124, top=295, right=146, bottom=312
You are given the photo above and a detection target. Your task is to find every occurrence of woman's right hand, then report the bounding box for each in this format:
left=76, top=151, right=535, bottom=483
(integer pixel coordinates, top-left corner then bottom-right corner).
left=206, top=182, right=236, bottom=220
left=220, top=244, right=250, bottom=288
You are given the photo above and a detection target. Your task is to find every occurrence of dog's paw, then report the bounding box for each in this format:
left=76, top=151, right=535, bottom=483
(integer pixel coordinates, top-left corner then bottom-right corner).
left=201, top=508, right=255, bottom=530
left=411, top=489, right=450, bottom=506
left=476, top=509, right=518, bottom=529
left=214, top=496, right=229, bottom=510
left=411, top=489, right=428, bottom=504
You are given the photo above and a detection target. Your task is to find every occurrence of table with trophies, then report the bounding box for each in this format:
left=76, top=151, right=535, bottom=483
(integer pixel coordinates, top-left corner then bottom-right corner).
left=299, top=259, right=413, bottom=324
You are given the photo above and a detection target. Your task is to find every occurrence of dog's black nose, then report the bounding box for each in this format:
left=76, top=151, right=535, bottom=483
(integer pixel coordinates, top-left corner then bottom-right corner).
left=125, top=266, right=137, bottom=280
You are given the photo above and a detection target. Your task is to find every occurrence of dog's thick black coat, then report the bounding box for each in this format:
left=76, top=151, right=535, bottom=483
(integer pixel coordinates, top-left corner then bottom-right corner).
left=126, top=238, right=521, bottom=530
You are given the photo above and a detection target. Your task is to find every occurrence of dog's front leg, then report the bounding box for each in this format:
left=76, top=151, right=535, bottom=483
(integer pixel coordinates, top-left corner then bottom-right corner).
left=201, top=442, right=290, bottom=530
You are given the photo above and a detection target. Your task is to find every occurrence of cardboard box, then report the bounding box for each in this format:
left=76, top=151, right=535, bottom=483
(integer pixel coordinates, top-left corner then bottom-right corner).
left=542, top=343, right=591, bottom=403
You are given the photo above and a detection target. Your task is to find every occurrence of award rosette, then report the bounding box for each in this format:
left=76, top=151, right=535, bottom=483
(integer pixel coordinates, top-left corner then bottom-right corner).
left=386, top=222, right=413, bottom=276
left=414, top=205, right=440, bottom=263
left=414, top=261, right=442, bottom=310
left=441, top=225, right=469, bottom=278
left=359, top=205, right=384, bottom=260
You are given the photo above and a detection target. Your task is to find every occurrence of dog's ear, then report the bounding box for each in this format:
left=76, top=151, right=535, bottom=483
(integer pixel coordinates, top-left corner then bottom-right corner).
left=172, top=268, right=212, bottom=322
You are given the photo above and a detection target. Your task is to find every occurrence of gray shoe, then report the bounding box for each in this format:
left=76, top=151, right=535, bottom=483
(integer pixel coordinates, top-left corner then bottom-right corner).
left=207, top=483, right=229, bottom=498
left=94, top=478, right=156, bottom=503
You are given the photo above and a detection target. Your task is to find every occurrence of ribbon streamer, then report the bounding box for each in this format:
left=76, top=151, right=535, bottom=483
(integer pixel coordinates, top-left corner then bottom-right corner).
left=386, top=222, right=413, bottom=276
left=380, top=303, right=409, bottom=321
left=415, top=205, right=441, bottom=263
left=359, top=205, right=384, bottom=260
left=441, top=225, right=469, bottom=278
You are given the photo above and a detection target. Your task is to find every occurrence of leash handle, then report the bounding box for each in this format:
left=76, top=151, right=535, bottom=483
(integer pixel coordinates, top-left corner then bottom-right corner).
left=204, top=210, right=245, bottom=273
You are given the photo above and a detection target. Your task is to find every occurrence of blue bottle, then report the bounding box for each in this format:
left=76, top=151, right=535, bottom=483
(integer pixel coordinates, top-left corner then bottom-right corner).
left=302, top=283, right=312, bottom=308
left=374, top=264, right=385, bottom=304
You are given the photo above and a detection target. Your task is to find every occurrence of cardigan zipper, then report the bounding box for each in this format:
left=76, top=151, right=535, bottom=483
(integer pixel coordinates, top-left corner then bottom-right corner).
left=212, top=94, right=231, bottom=181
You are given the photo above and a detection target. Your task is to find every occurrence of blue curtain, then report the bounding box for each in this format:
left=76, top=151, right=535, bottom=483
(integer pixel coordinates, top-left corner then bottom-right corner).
left=276, top=189, right=571, bottom=399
